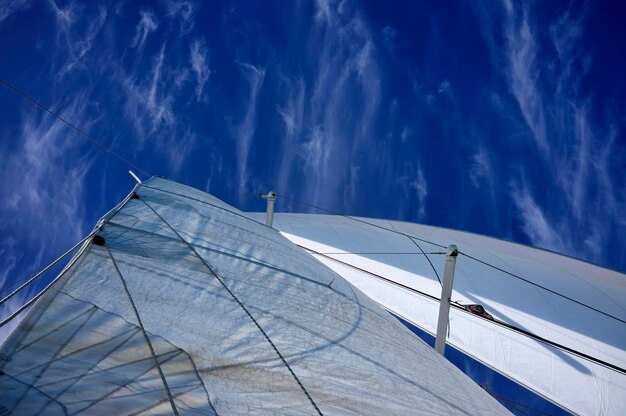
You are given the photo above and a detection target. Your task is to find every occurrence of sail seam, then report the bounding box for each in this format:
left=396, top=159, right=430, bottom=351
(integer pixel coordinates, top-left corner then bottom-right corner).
left=140, top=198, right=324, bottom=416
left=105, top=246, right=180, bottom=416
left=101, top=221, right=337, bottom=294
left=274, top=194, right=626, bottom=325
left=0, top=372, right=69, bottom=415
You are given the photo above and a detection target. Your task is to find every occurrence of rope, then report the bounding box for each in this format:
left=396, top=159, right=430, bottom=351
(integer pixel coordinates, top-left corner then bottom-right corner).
left=460, top=251, right=626, bottom=325
left=0, top=231, right=95, bottom=329
left=275, top=194, right=445, bottom=248
left=388, top=221, right=442, bottom=286
left=274, top=194, right=626, bottom=326
left=141, top=184, right=262, bottom=229
left=0, top=185, right=139, bottom=327
left=408, top=236, right=442, bottom=285
left=0, top=229, right=99, bottom=306
left=140, top=198, right=323, bottom=416
left=276, top=194, right=444, bottom=285
left=300, top=243, right=626, bottom=376
left=105, top=246, right=179, bottom=416
left=313, top=251, right=445, bottom=255
left=0, top=78, right=150, bottom=178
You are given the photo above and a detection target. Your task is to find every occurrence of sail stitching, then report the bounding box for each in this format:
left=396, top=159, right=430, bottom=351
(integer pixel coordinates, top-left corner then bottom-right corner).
left=140, top=198, right=324, bottom=416
left=274, top=194, right=626, bottom=325
left=105, top=246, right=180, bottom=416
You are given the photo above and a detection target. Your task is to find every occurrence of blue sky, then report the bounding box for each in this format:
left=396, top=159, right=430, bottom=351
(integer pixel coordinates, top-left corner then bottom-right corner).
left=1, top=0, right=625, bottom=322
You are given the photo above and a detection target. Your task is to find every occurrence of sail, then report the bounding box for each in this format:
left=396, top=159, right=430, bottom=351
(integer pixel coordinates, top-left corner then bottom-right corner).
left=251, top=212, right=626, bottom=415
left=0, top=177, right=508, bottom=415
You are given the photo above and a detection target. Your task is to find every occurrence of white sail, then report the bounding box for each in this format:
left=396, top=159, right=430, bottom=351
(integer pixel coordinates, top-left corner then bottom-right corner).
left=0, top=177, right=509, bottom=415
left=251, top=212, right=626, bottom=415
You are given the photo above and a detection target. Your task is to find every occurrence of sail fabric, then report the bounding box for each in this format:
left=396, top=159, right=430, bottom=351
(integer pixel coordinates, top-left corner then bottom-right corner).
left=251, top=212, right=626, bottom=415
left=0, top=177, right=509, bottom=415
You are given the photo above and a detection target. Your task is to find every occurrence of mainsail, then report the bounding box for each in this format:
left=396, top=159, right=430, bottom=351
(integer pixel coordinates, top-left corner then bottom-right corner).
left=0, top=177, right=508, bottom=415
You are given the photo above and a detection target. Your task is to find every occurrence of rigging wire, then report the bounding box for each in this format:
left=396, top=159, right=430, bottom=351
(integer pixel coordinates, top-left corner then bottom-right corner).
left=0, top=234, right=93, bottom=329
left=0, top=78, right=150, bottom=178
left=2, top=75, right=622, bottom=324
left=274, top=194, right=626, bottom=326
left=410, top=236, right=442, bottom=285
left=274, top=194, right=445, bottom=248
left=274, top=194, right=445, bottom=286
left=389, top=222, right=442, bottom=285
left=459, top=251, right=626, bottom=325
left=300, top=243, right=626, bottom=376
left=0, top=229, right=99, bottom=306
left=0, top=187, right=138, bottom=327
left=314, top=251, right=445, bottom=255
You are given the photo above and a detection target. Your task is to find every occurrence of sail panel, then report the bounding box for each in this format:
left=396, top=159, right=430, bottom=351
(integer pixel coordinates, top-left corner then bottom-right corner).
left=254, top=212, right=626, bottom=415
left=0, top=178, right=509, bottom=415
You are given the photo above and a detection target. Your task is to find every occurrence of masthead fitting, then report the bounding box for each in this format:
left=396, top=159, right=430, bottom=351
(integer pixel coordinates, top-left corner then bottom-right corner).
left=446, top=244, right=459, bottom=257
left=128, top=170, right=142, bottom=184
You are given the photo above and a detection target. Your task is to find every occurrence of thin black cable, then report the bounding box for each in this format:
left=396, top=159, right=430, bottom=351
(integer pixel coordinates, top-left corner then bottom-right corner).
left=407, top=237, right=442, bottom=285
left=275, top=194, right=626, bottom=326
left=389, top=222, right=442, bottom=286
left=316, top=251, right=445, bottom=255
left=105, top=246, right=179, bottom=416
left=300, top=243, right=626, bottom=376
left=0, top=78, right=150, bottom=178
left=0, top=229, right=99, bottom=306
left=277, top=194, right=444, bottom=285
left=274, top=194, right=445, bottom=248
left=0, top=186, right=138, bottom=325
left=140, top=199, right=324, bottom=416
left=0, top=233, right=95, bottom=329
left=460, top=251, right=626, bottom=326
left=142, top=184, right=262, bottom=229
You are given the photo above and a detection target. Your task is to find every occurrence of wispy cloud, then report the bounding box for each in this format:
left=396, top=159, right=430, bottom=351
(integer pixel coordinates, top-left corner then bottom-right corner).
left=411, top=165, right=428, bottom=221
left=293, top=0, right=382, bottom=209
left=1, top=111, right=94, bottom=237
left=393, top=162, right=429, bottom=221
left=468, top=147, right=495, bottom=196
left=49, top=1, right=108, bottom=76
left=234, top=62, right=265, bottom=194
left=0, top=0, right=30, bottom=24
left=131, top=9, right=159, bottom=49
left=469, top=1, right=626, bottom=265
left=300, top=125, right=330, bottom=200
left=164, top=0, right=201, bottom=35
left=189, top=38, right=210, bottom=100
left=0, top=236, right=18, bottom=295
left=168, top=127, right=197, bottom=172
left=0, top=94, right=95, bottom=285
left=276, top=75, right=305, bottom=194
left=502, top=3, right=549, bottom=155
left=121, top=44, right=175, bottom=145
left=510, top=181, right=566, bottom=253
left=118, top=41, right=198, bottom=172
